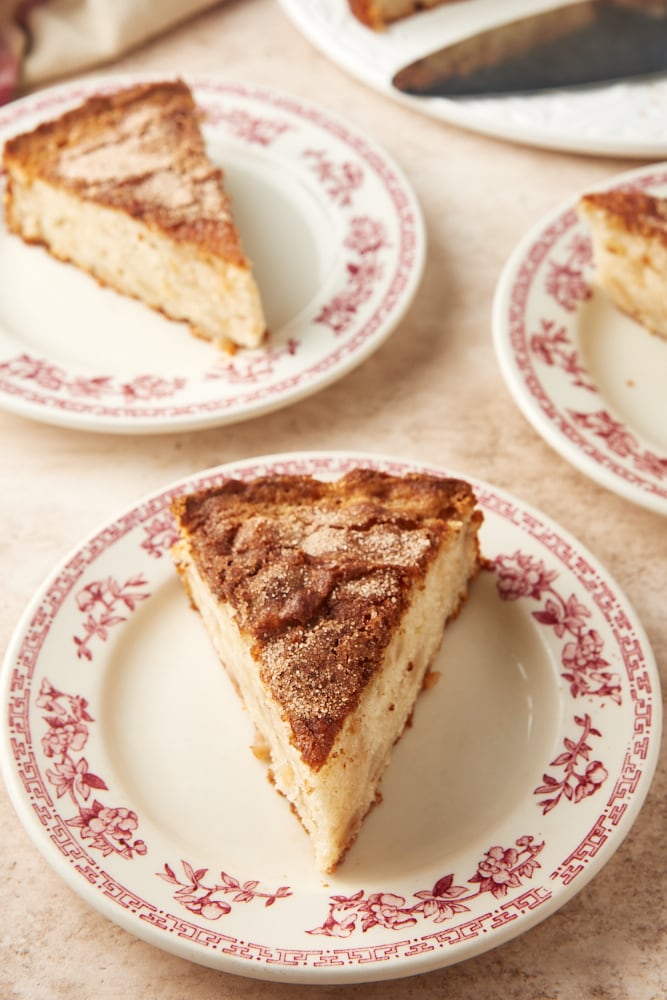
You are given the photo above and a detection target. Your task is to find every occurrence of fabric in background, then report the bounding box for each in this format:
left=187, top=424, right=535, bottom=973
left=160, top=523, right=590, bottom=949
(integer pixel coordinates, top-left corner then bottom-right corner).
left=0, top=0, right=223, bottom=104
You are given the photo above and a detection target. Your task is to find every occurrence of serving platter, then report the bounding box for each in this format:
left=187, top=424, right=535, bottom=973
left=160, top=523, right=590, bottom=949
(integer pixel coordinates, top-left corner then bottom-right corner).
left=278, top=0, right=667, bottom=157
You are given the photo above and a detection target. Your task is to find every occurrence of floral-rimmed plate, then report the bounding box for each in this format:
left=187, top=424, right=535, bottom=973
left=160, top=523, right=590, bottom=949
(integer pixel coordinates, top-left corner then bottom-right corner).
left=0, top=451, right=660, bottom=984
left=0, top=75, right=424, bottom=434
left=493, top=162, right=667, bottom=517
left=278, top=0, right=667, bottom=158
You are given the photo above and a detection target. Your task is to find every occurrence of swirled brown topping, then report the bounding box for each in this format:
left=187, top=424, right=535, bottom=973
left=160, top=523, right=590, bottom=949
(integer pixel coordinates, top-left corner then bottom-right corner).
left=4, top=80, right=246, bottom=263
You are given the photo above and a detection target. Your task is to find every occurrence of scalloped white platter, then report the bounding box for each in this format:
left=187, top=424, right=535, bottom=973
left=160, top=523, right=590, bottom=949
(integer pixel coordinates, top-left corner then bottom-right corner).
left=278, top=0, right=667, bottom=157
left=0, top=76, right=424, bottom=433
left=0, top=451, right=660, bottom=984
left=494, top=161, right=667, bottom=516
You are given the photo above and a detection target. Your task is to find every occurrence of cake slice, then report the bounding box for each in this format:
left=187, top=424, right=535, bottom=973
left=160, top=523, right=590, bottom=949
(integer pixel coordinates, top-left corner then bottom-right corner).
left=578, top=188, right=667, bottom=341
left=2, top=79, right=266, bottom=350
left=170, top=467, right=483, bottom=873
left=349, top=0, right=458, bottom=30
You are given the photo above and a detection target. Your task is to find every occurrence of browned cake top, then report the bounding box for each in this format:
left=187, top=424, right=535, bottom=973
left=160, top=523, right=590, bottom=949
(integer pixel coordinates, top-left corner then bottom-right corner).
left=347, top=0, right=386, bottom=28
left=580, top=189, right=667, bottom=246
left=171, top=468, right=480, bottom=768
left=3, top=79, right=247, bottom=264
left=348, top=0, right=455, bottom=30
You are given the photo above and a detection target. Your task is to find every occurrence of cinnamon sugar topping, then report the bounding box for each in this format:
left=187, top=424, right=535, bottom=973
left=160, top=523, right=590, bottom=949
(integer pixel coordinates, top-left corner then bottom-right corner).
left=55, top=102, right=229, bottom=222
left=580, top=189, right=667, bottom=245
left=171, top=468, right=480, bottom=767
left=4, top=80, right=245, bottom=262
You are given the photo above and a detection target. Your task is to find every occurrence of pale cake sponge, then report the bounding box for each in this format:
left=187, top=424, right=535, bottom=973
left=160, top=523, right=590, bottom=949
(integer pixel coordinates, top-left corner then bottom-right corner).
left=170, top=468, right=483, bottom=873
left=578, top=188, right=667, bottom=342
left=349, top=0, right=458, bottom=29
left=2, top=79, right=266, bottom=350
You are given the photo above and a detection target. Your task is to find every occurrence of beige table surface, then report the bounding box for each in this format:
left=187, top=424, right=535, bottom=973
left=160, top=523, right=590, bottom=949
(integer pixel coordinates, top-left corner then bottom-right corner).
left=1, top=1, right=665, bottom=997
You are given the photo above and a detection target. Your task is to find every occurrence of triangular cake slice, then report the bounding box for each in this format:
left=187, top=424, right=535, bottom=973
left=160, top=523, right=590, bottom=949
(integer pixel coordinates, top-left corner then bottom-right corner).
left=2, top=79, right=266, bottom=349
left=578, top=188, right=667, bottom=341
left=170, top=468, right=483, bottom=872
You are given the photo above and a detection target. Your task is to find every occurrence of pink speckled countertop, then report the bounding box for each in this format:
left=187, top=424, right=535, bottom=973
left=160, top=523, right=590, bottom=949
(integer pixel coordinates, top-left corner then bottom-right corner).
left=1, top=1, right=665, bottom=998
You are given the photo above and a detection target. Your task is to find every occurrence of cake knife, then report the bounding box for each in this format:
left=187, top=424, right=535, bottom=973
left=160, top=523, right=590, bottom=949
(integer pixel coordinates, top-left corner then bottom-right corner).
left=392, top=0, right=667, bottom=98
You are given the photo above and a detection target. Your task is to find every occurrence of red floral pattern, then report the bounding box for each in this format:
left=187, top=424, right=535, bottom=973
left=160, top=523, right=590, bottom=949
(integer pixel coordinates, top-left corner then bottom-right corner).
left=309, top=836, right=544, bottom=937
left=303, top=148, right=364, bottom=207
left=527, top=315, right=667, bottom=484
left=158, top=861, right=292, bottom=919
left=73, top=575, right=151, bottom=660
left=544, top=230, right=592, bottom=312
left=535, top=714, right=608, bottom=815
left=0, top=353, right=185, bottom=401
left=510, top=197, right=667, bottom=503
left=569, top=409, right=667, bottom=481
left=140, top=513, right=181, bottom=559
left=202, top=105, right=293, bottom=145
left=315, top=217, right=388, bottom=336
left=495, top=550, right=621, bottom=703
left=205, top=339, right=299, bottom=384
left=529, top=318, right=595, bottom=391
left=295, top=148, right=390, bottom=338
left=38, top=679, right=146, bottom=860
left=2, top=455, right=657, bottom=978
left=1, top=83, right=421, bottom=434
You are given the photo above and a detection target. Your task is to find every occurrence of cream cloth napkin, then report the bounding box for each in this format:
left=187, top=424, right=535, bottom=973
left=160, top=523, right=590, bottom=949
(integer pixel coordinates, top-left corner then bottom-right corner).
left=1, top=0, right=223, bottom=103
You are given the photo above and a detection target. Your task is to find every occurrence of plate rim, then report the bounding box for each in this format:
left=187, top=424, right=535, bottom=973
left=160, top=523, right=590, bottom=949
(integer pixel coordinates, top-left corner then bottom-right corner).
left=492, top=161, right=667, bottom=517
left=0, top=73, right=426, bottom=434
left=277, top=0, right=667, bottom=159
left=0, top=449, right=662, bottom=983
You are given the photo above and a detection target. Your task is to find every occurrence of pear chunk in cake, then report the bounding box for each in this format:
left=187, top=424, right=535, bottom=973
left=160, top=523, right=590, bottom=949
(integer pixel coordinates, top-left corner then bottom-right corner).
left=170, top=467, right=483, bottom=873
left=578, top=188, right=667, bottom=341
left=2, top=79, right=266, bottom=350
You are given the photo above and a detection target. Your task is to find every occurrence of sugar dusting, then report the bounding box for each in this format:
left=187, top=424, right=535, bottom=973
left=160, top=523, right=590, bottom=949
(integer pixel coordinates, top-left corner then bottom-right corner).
left=174, top=469, right=478, bottom=765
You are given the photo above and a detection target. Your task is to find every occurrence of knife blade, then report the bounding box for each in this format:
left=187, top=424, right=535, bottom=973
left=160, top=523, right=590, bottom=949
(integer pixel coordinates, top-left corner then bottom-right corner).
left=392, top=0, right=667, bottom=98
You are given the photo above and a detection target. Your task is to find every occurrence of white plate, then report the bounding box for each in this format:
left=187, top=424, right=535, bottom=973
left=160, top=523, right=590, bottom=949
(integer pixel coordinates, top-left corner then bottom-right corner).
left=278, top=0, right=667, bottom=157
left=0, top=451, right=660, bottom=984
left=0, top=76, right=424, bottom=434
left=493, top=162, right=667, bottom=517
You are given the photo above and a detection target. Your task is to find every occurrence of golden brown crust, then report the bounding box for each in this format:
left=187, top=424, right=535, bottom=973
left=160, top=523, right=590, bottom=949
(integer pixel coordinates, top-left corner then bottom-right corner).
left=348, top=0, right=383, bottom=28
left=579, top=189, right=667, bottom=247
left=2, top=79, right=248, bottom=266
left=348, top=0, right=456, bottom=29
left=171, top=469, right=482, bottom=768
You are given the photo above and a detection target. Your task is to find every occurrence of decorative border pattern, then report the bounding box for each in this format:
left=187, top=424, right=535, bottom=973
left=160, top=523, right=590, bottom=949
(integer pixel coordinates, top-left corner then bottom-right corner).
left=2, top=454, right=658, bottom=979
left=0, top=355, right=186, bottom=403
left=158, top=861, right=292, bottom=919
left=38, top=679, right=146, bottom=860
left=534, top=714, right=607, bottom=816
left=308, top=837, right=544, bottom=937
left=73, top=576, right=150, bottom=661
left=495, top=550, right=622, bottom=704
left=504, top=172, right=667, bottom=507
left=0, top=77, right=422, bottom=429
